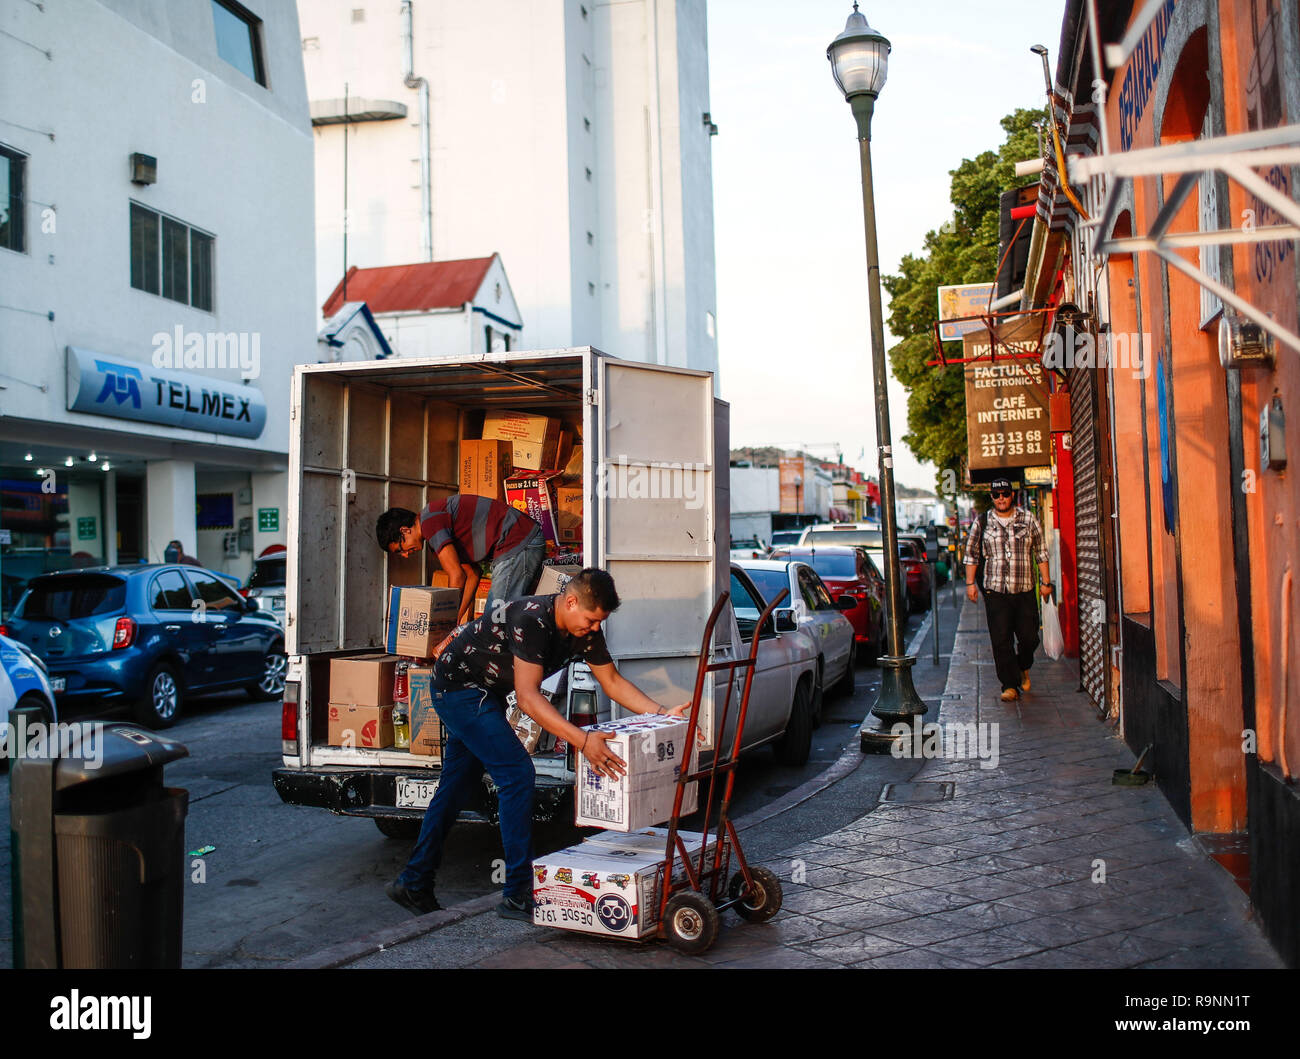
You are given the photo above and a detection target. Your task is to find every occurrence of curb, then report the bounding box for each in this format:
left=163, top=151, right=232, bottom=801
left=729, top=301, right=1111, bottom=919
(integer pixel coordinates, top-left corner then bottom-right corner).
left=292, top=612, right=943, bottom=969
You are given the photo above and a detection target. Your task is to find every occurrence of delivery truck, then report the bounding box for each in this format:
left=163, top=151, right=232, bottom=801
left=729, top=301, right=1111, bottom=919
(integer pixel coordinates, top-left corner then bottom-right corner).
left=272, top=347, right=808, bottom=834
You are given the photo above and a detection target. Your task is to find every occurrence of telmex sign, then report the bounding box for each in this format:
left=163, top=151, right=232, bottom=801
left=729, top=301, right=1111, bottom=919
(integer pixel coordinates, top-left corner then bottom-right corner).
left=66, top=347, right=266, bottom=439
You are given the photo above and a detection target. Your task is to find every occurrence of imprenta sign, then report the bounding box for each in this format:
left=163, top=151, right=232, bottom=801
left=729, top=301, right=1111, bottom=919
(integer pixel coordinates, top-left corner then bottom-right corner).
left=66, top=346, right=266, bottom=439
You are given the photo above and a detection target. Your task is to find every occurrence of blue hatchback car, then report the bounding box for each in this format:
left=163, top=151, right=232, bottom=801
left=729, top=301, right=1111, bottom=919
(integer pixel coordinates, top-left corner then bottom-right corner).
left=1, top=564, right=287, bottom=729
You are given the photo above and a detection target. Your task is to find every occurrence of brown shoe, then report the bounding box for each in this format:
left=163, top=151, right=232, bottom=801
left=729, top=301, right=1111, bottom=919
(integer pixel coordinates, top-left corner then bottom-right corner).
left=1000, top=687, right=1019, bottom=702
left=1020, top=671, right=1031, bottom=692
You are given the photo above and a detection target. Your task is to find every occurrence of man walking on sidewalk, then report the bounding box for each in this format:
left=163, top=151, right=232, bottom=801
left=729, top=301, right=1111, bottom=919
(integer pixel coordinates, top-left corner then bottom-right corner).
left=965, top=478, right=1052, bottom=701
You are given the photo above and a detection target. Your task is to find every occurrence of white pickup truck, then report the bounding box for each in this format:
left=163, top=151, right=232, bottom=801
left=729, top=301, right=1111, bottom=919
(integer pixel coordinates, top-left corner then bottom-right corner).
left=271, top=348, right=816, bottom=834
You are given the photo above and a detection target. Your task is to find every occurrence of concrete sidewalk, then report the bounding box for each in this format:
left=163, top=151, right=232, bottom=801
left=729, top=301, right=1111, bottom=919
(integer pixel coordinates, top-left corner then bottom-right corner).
left=332, top=599, right=1284, bottom=969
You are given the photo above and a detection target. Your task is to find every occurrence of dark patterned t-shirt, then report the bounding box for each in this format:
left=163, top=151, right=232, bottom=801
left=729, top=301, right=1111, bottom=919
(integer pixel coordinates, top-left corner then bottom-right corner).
left=433, top=593, right=612, bottom=699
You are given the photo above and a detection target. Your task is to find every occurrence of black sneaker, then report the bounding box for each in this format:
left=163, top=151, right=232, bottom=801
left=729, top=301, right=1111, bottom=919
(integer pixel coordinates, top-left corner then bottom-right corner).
left=497, top=895, right=535, bottom=922
left=386, top=879, right=441, bottom=916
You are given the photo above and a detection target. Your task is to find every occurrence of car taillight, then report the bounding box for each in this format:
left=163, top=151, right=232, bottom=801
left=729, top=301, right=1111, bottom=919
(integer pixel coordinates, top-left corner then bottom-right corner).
left=112, top=616, right=136, bottom=649
left=239, top=588, right=251, bottom=598
left=282, top=682, right=299, bottom=755
left=0, top=624, right=9, bottom=638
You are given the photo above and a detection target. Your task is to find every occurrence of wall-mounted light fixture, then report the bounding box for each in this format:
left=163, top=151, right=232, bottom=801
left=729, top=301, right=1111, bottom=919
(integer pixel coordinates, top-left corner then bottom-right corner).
left=1219, top=309, right=1277, bottom=370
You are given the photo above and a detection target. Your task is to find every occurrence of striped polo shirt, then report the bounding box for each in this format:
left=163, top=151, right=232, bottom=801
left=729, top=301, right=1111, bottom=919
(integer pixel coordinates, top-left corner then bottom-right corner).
left=418, top=495, right=538, bottom=563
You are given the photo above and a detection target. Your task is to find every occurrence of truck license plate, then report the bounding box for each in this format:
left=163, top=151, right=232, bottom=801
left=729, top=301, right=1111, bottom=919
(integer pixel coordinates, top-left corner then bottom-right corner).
left=396, top=777, right=438, bottom=809
left=50, top=677, right=66, bottom=692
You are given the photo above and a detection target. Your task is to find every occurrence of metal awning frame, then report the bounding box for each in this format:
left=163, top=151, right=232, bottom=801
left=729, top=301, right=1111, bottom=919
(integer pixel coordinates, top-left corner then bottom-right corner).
left=1062, top=0, right=1300, bottom=358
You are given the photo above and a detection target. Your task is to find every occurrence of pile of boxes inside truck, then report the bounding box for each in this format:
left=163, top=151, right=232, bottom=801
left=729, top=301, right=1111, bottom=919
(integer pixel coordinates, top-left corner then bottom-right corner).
left=325, top=406, right=587, bottom=754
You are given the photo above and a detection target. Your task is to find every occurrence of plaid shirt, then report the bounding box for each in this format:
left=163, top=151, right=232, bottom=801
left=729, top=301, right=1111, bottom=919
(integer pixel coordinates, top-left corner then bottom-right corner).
left=965, top=507, right=1048, bottom=594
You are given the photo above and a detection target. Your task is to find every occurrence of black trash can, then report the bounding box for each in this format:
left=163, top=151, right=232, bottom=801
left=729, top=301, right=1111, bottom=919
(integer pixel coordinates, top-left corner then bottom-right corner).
left=9, top=707, right=189, bottom=968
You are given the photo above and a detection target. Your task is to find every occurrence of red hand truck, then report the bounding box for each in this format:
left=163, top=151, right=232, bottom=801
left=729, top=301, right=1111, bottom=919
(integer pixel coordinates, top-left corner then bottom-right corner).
left=652, top=588, right=786, bottom=954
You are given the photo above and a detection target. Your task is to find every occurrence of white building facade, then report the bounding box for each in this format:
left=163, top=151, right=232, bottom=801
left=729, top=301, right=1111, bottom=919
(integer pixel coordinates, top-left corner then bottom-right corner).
left=0, top=0, right=316, bottom=606
left=299, top=0, right=719, bottom=378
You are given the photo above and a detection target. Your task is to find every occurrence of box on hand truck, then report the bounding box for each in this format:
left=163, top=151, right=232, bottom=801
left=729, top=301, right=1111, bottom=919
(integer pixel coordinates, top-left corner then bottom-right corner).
left=534, top=589, right=787, bottom=954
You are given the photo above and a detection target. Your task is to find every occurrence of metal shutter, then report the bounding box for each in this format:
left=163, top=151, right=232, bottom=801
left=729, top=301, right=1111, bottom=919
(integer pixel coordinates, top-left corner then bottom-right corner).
left=1069, top=366, right=1106, bottom=708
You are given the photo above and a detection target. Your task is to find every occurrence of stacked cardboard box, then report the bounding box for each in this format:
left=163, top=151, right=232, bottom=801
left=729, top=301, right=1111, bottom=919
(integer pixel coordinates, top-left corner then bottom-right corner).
left=483, top=410, right=560, bottom=472
left=531, top=829, right=712, bottom=939
left=327, top=654, right=401, bottom=749
left=385, top=585, right=460, bottom=657
left=573, top=715, right=697, bottom=831
left=407, top=666, right=446, bottom=759
left=458, top=439, right=514, bottom=502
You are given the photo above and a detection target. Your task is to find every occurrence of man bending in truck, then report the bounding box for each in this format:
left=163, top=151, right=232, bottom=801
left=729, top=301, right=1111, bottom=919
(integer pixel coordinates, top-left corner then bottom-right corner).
left=376, top=498, right=546, bottom=623
left=384, top=568, right=690, bottom=921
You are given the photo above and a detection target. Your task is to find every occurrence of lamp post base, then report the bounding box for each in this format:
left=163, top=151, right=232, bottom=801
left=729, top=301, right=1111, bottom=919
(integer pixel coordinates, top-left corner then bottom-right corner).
left=860, top=654, right=929, bottom=753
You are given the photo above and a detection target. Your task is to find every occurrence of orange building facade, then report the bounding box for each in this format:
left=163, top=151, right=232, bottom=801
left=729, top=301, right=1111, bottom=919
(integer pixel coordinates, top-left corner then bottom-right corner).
left=1028, top=0, right=1299, bottom=964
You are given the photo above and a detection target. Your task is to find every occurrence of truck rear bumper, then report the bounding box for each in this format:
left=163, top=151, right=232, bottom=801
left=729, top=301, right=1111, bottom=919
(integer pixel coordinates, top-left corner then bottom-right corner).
left=272, top=765, right=572, bottom=824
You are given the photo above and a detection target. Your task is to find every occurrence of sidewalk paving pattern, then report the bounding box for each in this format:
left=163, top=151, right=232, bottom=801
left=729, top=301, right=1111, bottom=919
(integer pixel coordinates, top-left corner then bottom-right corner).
left=342, top=600, right=1283, bottom=969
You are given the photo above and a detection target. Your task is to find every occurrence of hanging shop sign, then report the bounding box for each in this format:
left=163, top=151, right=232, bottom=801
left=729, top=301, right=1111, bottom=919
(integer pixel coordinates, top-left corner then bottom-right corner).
left=937, top=283, right=995, bottom=341
left=963, top=318, right=1050, bottom=473
left=66, top=347, right=266, bottom=440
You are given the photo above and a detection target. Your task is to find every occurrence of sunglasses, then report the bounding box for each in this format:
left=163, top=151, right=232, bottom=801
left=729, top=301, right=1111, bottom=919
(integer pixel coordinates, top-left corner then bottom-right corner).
left=990, top=490, right=1013, bottom=499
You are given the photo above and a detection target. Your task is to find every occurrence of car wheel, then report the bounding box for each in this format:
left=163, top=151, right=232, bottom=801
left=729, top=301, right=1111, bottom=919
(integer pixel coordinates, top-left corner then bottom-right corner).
left=247, top=641, right=288, bottom=701
left=135, top=662, right=182, bottom=729
left=662, top=891, right=720, bottom=955
left=773, top=677, right=813, bottom=767
left=375, top=817, right=421, bottom=840
left=834, top=640, right=857, bottom=697
left=728, top=866, right=783, bottom=923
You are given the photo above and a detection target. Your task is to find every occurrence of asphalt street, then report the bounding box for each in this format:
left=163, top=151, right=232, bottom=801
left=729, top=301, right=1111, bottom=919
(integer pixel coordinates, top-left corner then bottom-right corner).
left=0, top=591, right=960, bottom=968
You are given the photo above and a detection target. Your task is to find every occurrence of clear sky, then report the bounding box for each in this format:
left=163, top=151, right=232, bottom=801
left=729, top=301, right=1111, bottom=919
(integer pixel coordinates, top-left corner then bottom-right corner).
left=707, top=0, right=1067, bottom=491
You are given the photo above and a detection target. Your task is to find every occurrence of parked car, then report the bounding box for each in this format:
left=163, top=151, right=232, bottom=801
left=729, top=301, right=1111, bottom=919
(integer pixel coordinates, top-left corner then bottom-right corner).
left=1, top=633, right=58, bottom=766
left=899, top=531, right=949, bottom=586
left=1, top=564, right=287, bottom=729
left=736, top=558, right=857, bottom=717
left=241, top=545, right=287, bottom=624
left=768, top=530, right=804, bottom=549
left=864, top=541, right=932, bottom=614
left=897, top=539, right=933, bottom=611
left=728, top=537, right=769, bottom=560
left=798, top=522, right=882, bottom=549
left=727, top=564, right=820, bottom=765
left=771, top=545, right=886, bottom=665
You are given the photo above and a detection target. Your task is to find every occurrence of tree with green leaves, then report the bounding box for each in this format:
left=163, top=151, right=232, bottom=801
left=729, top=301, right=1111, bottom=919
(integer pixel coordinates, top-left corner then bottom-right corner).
left=884, top=108, right=1043, bottom=496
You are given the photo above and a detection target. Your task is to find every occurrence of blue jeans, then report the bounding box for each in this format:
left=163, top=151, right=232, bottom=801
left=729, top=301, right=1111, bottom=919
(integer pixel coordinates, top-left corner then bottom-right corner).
left=487, top=526, right=546, bottom=608
left=398, top=684, right=535, bottom=901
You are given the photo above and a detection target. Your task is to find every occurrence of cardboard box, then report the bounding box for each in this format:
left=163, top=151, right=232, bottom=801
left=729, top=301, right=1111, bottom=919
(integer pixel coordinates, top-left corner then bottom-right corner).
left=407, top=666, right=445, bottom=758
left=474, top=578, right=492, bottom=618
left=385, top=585, right=460, bottom=658
left=327, top=703, right=395, bottom=749
left=430, top=570, right=450, bottom=588
left=505, top=704, right=552, bottom=754
left=458, top=439, right=515, bottom=501
left=561, top=444, right=583, bottom=477
left=535, top=564, right=581, bottom=596
left=505, top=470, right=562, bottom=544
left=531, top=830, right=710, bottom=939
left=329, top=654, right=399, bottom=707
left=554, top=480, right=583, bottom=544
left=573, top=716, right=698, bottom=831
left=483, top=410, right=560, bottom=472
left=555, top=430, right=574, bottom=475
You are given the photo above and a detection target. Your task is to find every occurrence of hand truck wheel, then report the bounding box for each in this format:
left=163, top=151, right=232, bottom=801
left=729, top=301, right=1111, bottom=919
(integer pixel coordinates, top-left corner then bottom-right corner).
left=663, top=891, right=720, bottom=955
left=728, top=866, right=783, bottom=923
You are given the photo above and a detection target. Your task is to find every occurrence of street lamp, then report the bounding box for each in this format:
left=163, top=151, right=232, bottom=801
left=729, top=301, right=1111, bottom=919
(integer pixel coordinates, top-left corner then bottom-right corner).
left=827, top=4, right=929, bottom=751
